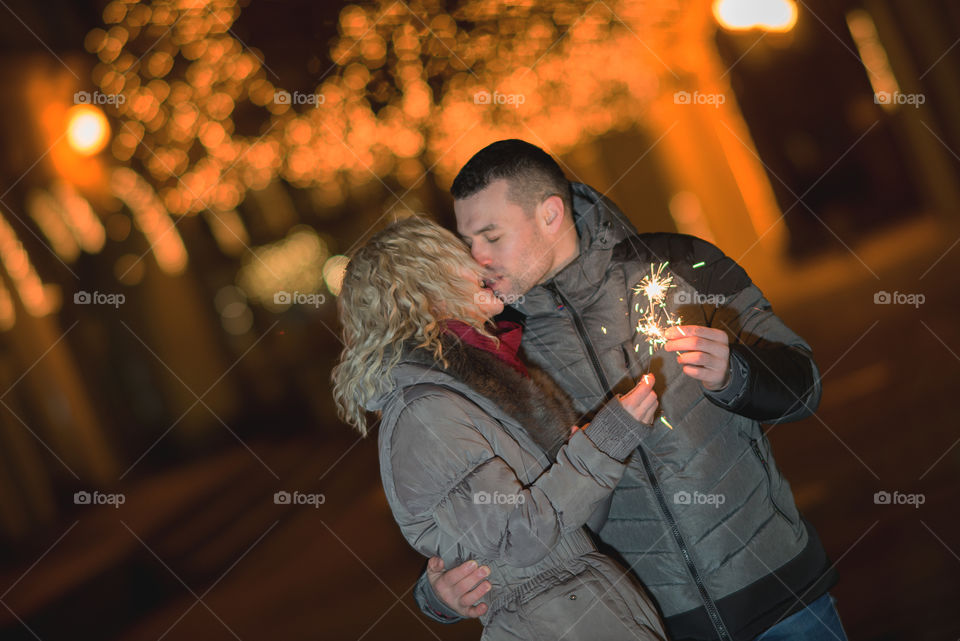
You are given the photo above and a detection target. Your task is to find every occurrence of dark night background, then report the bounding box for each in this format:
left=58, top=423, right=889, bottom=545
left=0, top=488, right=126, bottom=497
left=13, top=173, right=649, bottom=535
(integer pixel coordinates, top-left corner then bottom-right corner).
left=0, top=1, right=958, bottom=639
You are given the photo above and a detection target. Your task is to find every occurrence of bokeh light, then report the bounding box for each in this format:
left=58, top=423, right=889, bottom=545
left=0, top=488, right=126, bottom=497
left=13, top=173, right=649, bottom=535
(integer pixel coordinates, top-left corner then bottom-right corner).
left=713, top=0, right=798, bottom=33
left=66, top=104, right=110, bottom=155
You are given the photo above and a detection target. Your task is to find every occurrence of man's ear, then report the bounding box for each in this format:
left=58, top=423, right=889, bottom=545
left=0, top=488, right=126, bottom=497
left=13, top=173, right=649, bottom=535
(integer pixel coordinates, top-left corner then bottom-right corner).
left=538, top=195, right=566, bottom=235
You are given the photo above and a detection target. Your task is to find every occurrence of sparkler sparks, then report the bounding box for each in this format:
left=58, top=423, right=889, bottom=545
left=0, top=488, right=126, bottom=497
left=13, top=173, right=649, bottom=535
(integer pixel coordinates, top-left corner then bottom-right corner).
left=633, top=262, right=682, bottom=354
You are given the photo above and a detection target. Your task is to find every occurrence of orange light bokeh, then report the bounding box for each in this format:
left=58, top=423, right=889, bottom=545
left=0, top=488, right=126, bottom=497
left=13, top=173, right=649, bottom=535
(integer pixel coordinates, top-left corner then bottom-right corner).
left=712, top=0, right=798, bottom=33
left=66, top=104, right=110, bottom=155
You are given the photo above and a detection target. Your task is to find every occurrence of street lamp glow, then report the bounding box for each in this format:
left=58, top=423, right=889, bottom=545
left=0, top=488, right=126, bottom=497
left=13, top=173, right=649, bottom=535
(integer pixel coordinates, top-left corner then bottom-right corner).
left=66, top=104, right=110, bottom=155
left=713, top=0, right=798, bottom=33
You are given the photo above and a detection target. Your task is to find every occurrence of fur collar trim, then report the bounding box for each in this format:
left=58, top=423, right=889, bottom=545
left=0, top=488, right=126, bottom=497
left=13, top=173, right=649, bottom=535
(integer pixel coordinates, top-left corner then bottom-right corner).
left=401, top=337, right=578, bottom=461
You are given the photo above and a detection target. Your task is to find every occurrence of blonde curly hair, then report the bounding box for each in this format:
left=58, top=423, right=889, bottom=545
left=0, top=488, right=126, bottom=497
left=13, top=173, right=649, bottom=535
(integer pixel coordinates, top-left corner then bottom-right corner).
left=331, top=216, right=497, bottom=435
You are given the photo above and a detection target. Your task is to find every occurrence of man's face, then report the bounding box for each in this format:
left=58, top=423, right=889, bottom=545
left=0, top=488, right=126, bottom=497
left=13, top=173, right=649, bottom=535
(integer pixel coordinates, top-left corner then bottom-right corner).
left=454, top=179, right=554, bottom=303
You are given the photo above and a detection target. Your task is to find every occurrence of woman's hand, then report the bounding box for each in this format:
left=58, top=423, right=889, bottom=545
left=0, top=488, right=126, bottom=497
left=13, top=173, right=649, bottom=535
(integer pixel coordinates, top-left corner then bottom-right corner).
left=617, top=374, right=658, bottom=425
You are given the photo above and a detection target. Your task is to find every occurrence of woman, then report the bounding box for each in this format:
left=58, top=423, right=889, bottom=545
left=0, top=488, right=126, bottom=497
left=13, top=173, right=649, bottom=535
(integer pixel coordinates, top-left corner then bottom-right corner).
left=332, top=217, right=666, bottom=641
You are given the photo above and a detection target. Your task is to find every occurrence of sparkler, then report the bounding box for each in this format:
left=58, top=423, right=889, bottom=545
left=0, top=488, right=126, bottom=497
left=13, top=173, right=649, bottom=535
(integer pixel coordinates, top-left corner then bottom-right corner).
left=633, top=262, right=682, bottom=355
left=603, top=262, right=684, bottom=431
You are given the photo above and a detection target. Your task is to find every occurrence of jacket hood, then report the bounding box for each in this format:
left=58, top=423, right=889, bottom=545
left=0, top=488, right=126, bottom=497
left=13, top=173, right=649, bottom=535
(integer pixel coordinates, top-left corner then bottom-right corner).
left=514, top=182, right=638, bottom=316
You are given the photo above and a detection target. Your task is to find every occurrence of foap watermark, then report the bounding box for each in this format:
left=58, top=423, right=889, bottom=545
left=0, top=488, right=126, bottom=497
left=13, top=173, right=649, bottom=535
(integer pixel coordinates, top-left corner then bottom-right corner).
left=874, top=91, right=925, bottom=107
left=874, top=290, right=924, bottom=308
left=473, top=490, right=525, bottom=505
left=274, top=90, right=325, bottom=107
left=674, top=91, right=725, bottom=107
left=74, top=90, right=126, bottom=106
left=74, top=490, right=126, bottom=508
left=874, top=490, right=924, bottom=509
left=274, top=290, right=326, bottom=307
left=474, top=90, right=525, bottom=108
left=674, top=291, right=726, bottom=306
left=274, top=490, right=326, bottom=508
left=74, top=290, right=125, bottom=308
left=474, top=291, right=525, bottom=306
left=674, top=490, right=725, bottom=508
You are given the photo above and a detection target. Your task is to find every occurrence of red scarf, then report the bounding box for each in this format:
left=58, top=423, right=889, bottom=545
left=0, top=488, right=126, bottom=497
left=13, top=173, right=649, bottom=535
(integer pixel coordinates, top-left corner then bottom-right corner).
left=444, top=320, right=528, bottom=377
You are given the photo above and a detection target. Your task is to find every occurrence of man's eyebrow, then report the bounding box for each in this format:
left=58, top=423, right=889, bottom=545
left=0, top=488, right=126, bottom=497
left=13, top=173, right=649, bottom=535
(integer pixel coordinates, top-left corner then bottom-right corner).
left=463, top=224, right=497, bottom=237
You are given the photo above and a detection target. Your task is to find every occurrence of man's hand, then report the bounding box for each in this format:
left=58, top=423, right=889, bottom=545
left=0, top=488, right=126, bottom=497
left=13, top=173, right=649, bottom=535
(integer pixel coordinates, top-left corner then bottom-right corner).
left=664, top=325, right=731, bottom=391
left=617, top=374, right=658, bottom=424
left=426, top=556, right=490, bottom=618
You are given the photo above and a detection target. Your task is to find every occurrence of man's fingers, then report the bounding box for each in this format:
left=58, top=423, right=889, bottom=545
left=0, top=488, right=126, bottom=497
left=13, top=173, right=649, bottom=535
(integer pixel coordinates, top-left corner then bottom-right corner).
left=458, top=580, right=492, bottom=609
left=664, top=336, right=727, bottom=357
left=430, top=560, right=491, bottom=617
left=450, top=563, right=490, bottom=593
left=681, top=364, right=724, bottom=385
left=664, top=325, right=727, bottom=342
left=439, top=559, right=478, bottom=584
left=464, top=602, right=489, bottom=618
left=676, top=350, right=721, bottom=368
left=682, top=365, right=730, bottom=390
left=427, top=556, right=444, bottom=574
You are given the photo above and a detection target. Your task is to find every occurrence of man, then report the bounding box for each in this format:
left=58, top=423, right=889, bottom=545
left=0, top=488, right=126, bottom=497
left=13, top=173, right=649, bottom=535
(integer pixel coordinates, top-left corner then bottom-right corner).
left=413, top=139, right=845, bottom=640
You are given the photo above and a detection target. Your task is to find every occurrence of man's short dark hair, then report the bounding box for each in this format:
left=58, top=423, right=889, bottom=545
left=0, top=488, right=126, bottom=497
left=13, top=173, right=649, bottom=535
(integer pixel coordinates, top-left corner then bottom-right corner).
left=451, top=139, right=573, bottom=216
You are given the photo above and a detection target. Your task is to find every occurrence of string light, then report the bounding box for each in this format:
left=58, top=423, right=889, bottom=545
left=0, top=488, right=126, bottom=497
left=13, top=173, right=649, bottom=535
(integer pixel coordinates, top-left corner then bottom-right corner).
left=90, top=0, right=668, bottom=220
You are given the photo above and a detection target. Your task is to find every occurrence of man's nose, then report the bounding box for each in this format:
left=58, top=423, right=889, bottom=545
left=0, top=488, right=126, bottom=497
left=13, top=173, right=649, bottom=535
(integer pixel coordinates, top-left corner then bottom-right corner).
left=472, top=245, right=492, bottom=268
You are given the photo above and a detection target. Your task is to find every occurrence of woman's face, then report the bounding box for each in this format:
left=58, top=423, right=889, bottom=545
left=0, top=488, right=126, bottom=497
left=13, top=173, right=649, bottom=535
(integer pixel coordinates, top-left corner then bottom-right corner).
left=459, top=262, right=504, bottom=320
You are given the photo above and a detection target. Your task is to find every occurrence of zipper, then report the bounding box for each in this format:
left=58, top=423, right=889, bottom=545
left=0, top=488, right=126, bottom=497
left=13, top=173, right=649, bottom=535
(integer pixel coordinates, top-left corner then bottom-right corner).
left=750, top=438, right=793, bottom=524
left=637, top=448, right=732, bottom=641
left=545, top=283, right=615, bottom=403
left=546, top=280, right=731, bottom=641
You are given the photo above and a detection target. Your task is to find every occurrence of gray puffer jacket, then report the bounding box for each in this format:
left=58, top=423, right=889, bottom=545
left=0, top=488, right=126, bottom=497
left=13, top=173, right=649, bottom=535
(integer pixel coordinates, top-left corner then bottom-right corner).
left=417, top=183, right=837, bottom=641
left=370, top=335, right=667, bottom=640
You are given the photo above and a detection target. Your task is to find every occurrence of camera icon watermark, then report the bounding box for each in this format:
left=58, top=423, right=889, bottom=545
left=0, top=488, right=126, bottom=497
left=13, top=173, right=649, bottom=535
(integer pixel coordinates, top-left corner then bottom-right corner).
left=274, top=290, right=326, bottom=308
left=74, top=290, right=125, bottom=309
left=473, top=90, right=525, bottom=108
left=74, top=490, right=126, bottom=508
left=673, top=490, right=725, bottom=508
left=873, top=490, right=924, bottom=508
left=273, top=90, right=325, bottom=107
left=874, top=91, right=924, bottom=107
left=473, top=490, right=525, bottom=505
left=674, top=291, right=726, bottom=306
left=474, top=291, right=525, bottom=306
left=274, top=490, right=326, bottom=508
left=873, top=290, right=924, bottom=308
left=673, top=91, right=726, bottom=107
left=74, top=90, right=126, bottom=105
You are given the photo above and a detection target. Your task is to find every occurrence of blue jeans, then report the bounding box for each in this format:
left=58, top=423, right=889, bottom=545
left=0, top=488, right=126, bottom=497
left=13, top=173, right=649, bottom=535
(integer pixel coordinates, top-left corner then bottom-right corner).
left=753, top=593, right=848, bottom=641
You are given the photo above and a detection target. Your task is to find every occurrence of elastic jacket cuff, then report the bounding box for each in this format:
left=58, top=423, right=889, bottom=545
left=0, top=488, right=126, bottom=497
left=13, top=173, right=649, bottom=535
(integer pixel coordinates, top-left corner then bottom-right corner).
left=585, top=399, right=649, bottom=461
left=414, top=568, right=464, bottom=624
